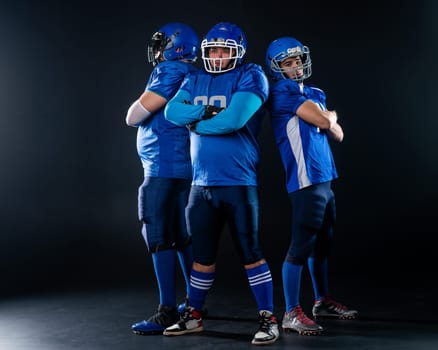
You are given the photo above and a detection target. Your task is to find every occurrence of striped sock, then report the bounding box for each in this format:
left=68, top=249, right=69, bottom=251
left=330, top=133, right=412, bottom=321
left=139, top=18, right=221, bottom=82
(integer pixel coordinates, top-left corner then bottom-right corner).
left=188, top=269, right=215, bottom=311
left=246, top=263, right=274, bottom=312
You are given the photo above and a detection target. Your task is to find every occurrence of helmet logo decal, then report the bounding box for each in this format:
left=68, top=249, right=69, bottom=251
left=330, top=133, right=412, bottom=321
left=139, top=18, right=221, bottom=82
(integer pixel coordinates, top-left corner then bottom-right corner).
left=287, top=47, right=303, bottom=55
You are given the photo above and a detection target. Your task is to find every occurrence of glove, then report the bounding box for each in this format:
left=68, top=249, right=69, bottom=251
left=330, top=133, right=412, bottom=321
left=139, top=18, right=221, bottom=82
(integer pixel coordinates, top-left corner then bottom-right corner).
left=186, top=121, right=199, bottom=134
left=181, top=100, right=200, bottom=133
left=202, top=105, right=224, bottom=120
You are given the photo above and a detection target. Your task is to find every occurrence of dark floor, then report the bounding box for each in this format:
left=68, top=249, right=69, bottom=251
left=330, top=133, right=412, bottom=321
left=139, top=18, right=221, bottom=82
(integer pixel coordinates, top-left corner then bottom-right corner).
left=1, top=275, right=437, bottom=350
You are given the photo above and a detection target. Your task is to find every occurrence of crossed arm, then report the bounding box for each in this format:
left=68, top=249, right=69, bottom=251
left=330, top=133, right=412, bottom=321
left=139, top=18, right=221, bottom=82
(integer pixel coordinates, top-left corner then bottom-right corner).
left=165, top=89, right=262, bottom=135
left=296, top=100, right=344, bottom=142
left=125, top=90, right=168, bottom=127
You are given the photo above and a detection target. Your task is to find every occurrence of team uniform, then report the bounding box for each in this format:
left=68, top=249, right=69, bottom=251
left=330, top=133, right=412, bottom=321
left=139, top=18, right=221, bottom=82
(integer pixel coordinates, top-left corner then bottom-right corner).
left=162, top=22, right=279, bottom=346
left=137, top=61, right=195, bottom=179
left=136, top=60, right=197, bottom=252
left=128, top=23, right=200, bottom=336
left=168, top=63, right=267, bottom=264
left=265, top=36, right=358, bottom=336
left=269, top=80, right=338, bottom=194
left=269, top=79, right=337, bottom=265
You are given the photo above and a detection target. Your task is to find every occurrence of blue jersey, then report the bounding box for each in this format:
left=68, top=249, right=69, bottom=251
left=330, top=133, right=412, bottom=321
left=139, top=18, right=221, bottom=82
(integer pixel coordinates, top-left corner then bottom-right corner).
left=178, top=63, right=269, bottom=186
left=268, top=79, right=338, bottom=193
left=136, top=60, right=197, bottom=178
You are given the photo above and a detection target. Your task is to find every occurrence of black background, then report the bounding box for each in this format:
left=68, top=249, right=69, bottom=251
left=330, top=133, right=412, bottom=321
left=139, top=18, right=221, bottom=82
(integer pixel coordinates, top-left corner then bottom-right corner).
left=1, top=0, right=437, bottom=297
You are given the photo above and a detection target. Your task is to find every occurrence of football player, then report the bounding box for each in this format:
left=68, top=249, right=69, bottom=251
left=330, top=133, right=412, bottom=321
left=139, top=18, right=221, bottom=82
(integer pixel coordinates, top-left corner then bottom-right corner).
left=162, top=22, right=279, bottom=346
left=126, top=22, right=199, bottom=336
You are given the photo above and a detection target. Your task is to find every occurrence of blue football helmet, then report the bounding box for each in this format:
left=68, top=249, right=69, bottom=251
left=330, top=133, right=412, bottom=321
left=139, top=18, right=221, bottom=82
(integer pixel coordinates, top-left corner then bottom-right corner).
left=265, top=37, right=312, bottom=81
left=147, top=22, right=199, bottom=66
left=201, top=22, right=247, bottom=73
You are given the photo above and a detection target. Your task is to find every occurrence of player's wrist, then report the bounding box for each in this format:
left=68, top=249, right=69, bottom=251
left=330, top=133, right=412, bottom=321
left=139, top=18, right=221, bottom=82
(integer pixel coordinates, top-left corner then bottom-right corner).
left=202, top=105, right=224, bottom=120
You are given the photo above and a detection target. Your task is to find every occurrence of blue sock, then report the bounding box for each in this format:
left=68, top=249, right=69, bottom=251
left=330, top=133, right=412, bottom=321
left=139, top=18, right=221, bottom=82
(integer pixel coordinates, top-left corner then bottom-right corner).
left=151, top=249, right=176, bottom=306
left=177, top=245, right=194, bottom=296
left=188, top=269, right=215, bottom=311
left=282, top=261, right=303, bottom=312
left=246, top=263, right=274, bottom=313
left=307, top=257, right=329, bottom=301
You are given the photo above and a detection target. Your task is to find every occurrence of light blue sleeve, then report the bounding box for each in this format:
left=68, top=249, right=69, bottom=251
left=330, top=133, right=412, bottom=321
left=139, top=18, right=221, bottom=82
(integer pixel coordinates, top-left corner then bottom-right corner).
left=164, top=89, right=205, bottom=126
left=195, top=91, right=262, bottom=135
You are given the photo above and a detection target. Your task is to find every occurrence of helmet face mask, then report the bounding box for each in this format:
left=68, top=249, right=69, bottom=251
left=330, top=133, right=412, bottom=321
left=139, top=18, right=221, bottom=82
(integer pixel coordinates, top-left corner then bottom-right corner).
left=265, top=37, right=312, bottom=82
left=147, top=31, right=169, bottom=66
left=201, top=40, right=242, bottom=73
left=147, top=23, right=199, bottom=66
left=201, top=22, right=247, bottom=73
left=277, top=56, right=305, bottom=81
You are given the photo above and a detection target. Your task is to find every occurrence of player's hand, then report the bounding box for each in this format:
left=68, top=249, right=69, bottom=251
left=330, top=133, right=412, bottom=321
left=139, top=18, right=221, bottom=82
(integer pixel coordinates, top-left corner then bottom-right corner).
left=327, top=110, right=338, bottom=129
left=186, top=122, right=199, bottom=134
left=202, top=105, right=224, bottom=120
left=328, top=122, right=344, bottom=142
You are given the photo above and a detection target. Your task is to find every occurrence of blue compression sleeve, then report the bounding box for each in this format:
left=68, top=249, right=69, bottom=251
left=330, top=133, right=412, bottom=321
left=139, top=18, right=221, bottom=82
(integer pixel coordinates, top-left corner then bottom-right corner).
left=164, top=89, right=205, bottom=126
left=195, top=91, right=262, bottom=135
